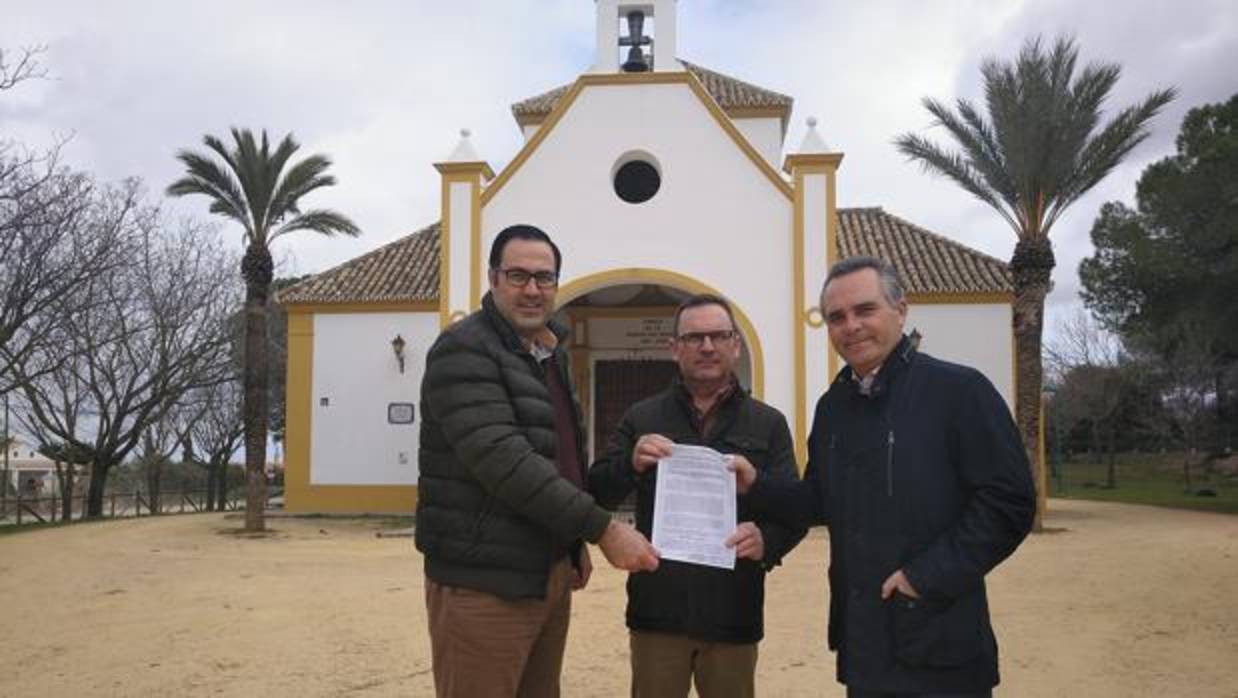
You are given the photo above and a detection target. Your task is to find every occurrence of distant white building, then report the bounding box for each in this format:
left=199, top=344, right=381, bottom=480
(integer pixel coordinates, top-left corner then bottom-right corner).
left=3, top=437, right=58, bottom=495
left=278, top=0, right=1016, bottom=513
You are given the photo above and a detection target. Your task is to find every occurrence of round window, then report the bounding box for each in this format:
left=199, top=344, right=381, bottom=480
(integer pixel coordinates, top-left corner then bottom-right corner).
left=613, top=157, right=661, bottom=204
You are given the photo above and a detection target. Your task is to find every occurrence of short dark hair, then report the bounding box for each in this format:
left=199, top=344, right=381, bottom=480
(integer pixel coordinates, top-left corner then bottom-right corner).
left=489, top=224, right=562, bottom=274
left=821, top=255, right=906, bottom=306
left=672, top=293, right=738, bottom=336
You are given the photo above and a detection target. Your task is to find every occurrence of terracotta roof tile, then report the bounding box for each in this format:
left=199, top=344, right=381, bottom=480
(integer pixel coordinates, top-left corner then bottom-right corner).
left=511, top=60, right=792, bottom=121
left=837, top=208, right=1012, bottom=295
left=276, top=223, right=440, bottom=305
left=277, top=209, right=1010, bottom=305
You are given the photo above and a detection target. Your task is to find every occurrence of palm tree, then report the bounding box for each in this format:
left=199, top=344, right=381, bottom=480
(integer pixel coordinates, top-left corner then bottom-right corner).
left=168, top=128, right=359, bottom=531
left=895, top=36, right=1174, bottom=527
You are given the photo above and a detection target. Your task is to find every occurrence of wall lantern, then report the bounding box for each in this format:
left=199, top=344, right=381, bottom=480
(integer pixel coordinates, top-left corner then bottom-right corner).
left=391, top=334, right=406, bottom=373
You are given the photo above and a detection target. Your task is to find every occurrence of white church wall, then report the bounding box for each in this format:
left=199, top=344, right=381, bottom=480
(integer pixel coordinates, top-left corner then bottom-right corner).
left=484, top=80, right=797, bottom=422
left=905, top=303, right=1015, bottom=411
left=310, top=312, right=438, bottom=485
left=732, top=117, right=784, bottom=170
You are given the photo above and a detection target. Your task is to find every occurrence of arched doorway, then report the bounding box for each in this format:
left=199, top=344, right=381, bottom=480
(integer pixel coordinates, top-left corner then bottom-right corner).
left=555, top=270, right=763, bottom=460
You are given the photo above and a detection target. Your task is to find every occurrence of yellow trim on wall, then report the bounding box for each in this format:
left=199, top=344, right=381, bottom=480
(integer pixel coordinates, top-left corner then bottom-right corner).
left=1011, top=322, right=1019, bottom=417
left=282, top=301, right=438, bottom=314
left=521, top=104, right=789, bottom=129
left=471, top=176, right=483, bottom=310
left=907, top=292, right=1016, bottom=304
left=284, top=311, right=315, bottom=513
left=437, top=174, right=452, bottom=328
left=1038, top=397, right=1048, bottom=519
left=787, top=155, right=845, bottom=466
left=283, top=309, right=421, bottom=514
left=434, top=161, right=496, bottom=180
left=483, top=80, right=587, bottom=206
left=286, top=485, right=419, bottom=514
left=556, top=269, right=766, bottom=400
left=791, top=168, right=807, bottom=467
left=435, top=167, right=488, bottom=327
left=782, top=152, right=844, bottom=176
left=825, top=162, right=842, bottom=381
left=726, top=106, right=790, bottom=120
left=482, top=72, right=793, bottom=206
left=681, top=73, right=793, bottom=200
left=563, top=305, right=676, bottom=319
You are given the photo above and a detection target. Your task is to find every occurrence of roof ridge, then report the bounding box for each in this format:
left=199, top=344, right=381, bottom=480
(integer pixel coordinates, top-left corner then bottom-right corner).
left=872, top=208, right=1009, bottom=268
left=511, top=58, right=792, bottom=117
left=276, top=221, right=440, bottom=304
left=837, top=208, right=1012, bottom=295
left=676, top=59, right=793, bottom=104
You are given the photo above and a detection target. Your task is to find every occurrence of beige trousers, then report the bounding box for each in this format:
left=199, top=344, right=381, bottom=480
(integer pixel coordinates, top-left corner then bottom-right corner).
left=425, top=558, right=573, bottom=698
left=629, top=629, right=759, bottom=698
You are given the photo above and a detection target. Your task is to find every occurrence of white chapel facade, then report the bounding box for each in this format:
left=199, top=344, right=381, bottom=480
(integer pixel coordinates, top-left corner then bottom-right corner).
left=278, top=0, right=1015, bottom=513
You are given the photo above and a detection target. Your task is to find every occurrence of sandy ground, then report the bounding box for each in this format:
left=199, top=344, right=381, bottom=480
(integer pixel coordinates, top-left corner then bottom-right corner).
left=1, top=499, right=1236, bottom=697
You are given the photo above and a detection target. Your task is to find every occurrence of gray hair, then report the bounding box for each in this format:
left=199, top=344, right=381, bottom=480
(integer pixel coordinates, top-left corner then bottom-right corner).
left=821, top=256, right=906, bottom=307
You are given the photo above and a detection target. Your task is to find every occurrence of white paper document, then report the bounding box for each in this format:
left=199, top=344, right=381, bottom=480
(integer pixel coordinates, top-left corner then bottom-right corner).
left=651, top=444, right=737, bottom=570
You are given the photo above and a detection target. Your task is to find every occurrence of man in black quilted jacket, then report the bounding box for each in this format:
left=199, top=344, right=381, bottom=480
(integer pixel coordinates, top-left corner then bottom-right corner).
left=589, top=293, right=807, bottom=698
left=416, top=224, right=658, bottom=698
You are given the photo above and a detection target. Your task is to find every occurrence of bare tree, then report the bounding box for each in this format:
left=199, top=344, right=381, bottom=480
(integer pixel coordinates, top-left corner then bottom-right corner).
left=182, top=378, right=244, bottom=511
left=1, top=157, right=132, bottom=394
left=31, top=440, right=92, bottom=521
left=1045, top=311, right=1144, bottom=486
left=1153, top=322, right=1219, bottom=490
left=136, top=415, right=186, bottom=515
left=0, top=45, right=47, bottom=92
left=17, top=187, right=241, bottom=516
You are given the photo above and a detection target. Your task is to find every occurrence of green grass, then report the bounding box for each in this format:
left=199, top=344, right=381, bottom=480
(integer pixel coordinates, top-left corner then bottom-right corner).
left=1049, top=451, right=1238, bottom=515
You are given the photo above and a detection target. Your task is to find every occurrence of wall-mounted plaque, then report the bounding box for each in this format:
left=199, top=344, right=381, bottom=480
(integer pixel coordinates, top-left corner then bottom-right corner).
left=387, top=402, right=415, bottom=424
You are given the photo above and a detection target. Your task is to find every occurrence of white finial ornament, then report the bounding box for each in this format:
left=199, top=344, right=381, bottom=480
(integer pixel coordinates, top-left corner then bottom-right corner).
left=446, top=127, right=482, bottom=162
left=797, top=115, right=830, bottom=154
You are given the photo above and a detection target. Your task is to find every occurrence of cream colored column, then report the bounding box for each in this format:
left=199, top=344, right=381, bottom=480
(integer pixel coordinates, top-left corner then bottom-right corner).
left=784, top=150, right=843, bottom=469
left=433, top=161, right=494, bottom=328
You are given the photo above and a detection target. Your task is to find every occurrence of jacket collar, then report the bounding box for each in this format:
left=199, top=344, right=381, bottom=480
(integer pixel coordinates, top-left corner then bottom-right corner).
left=481, top=291, right=570, bottom=355
left=672, top=372, right=746, bottom=436
left=836, top=334, right=916, bottom=399
left=672, top=372, right=745, bottom=409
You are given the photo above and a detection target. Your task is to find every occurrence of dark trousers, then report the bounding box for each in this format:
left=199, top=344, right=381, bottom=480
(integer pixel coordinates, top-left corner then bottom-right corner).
left=846, top=690, right=993, bottom=698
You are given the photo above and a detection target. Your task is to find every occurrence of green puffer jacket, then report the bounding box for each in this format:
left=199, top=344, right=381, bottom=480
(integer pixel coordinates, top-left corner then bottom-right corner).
left=415, top=292, right=612, bottom=599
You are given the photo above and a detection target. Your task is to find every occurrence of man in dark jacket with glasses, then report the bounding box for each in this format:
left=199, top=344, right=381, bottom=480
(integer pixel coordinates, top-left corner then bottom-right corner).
left=417, top=224, right=659, bottom=698
left=590, top=293, right=806, bottom=698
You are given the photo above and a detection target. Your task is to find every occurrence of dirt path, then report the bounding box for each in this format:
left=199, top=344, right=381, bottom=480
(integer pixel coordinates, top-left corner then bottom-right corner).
left=1, top=499, right=1235, bottom=697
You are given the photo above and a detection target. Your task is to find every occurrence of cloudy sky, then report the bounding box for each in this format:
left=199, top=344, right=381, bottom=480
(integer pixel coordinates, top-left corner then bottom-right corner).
left=3, top=0, right=1235, bottom=331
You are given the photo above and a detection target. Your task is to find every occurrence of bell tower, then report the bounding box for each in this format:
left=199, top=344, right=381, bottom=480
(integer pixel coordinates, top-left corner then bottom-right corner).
left=592, top=0, right=682, bottom=74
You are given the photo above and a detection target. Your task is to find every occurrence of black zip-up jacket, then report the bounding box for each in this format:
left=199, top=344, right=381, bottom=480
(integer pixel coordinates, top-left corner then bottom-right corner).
left=415, top=293, right=611, bottom=600
left=751, top=336, right=1035, bottom=693
left=588, top=379, right=807, bottom=644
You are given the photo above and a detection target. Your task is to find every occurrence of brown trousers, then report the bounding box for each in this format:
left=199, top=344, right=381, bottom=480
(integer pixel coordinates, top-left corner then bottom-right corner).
left=425, top=558, right=574, bottom=698
left=629, top=630, right=759, bottom=698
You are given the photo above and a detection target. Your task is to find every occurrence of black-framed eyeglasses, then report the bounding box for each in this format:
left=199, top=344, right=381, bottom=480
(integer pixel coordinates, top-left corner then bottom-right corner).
left=496, top=267, right=558, bottom=289
left=675, top=330, right=737, bottom=347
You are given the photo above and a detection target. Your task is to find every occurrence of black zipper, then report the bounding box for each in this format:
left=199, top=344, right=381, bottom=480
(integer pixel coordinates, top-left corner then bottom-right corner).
left=886, top=430, right=895, bottom=497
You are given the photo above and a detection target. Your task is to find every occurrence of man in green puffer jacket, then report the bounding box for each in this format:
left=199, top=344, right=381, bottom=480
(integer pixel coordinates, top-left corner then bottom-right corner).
left=416, top=224, right=659, bottom=698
